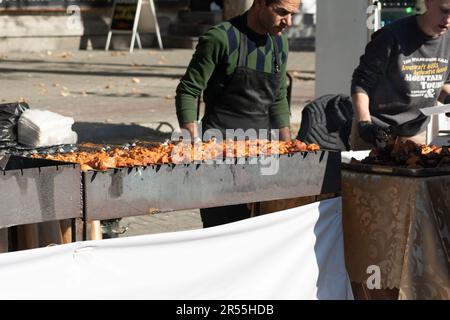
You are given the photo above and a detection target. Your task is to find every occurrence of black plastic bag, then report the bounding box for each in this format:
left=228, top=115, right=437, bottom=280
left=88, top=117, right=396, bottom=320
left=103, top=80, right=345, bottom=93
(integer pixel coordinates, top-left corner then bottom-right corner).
left=0, top=101, right=29, bottom=148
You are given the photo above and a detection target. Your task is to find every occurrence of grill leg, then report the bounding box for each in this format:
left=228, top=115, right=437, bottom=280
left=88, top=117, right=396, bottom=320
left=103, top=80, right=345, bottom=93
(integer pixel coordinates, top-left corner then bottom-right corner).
left=38, top=221, right=63, bottom=247
left=0, top=228, right=7, bottom=253
left=90, top=220, right=103, bottom=240
left=16, top=224, right=39, bottom=250
left=73, top=218, right=84, bottom=242
left=60, top=219, right=72, bottom=244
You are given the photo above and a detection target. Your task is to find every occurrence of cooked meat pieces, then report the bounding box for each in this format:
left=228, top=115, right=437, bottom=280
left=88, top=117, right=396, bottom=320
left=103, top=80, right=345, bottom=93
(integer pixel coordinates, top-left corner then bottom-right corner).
left=32, top=139, right=320, bottom=171
left=362, top=140, right=450, bottom=169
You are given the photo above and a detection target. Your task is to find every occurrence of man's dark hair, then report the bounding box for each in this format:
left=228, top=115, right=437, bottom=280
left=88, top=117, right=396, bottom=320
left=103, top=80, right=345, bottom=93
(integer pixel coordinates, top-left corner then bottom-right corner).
left=253, top=0, right=281, bottom=6
left=263, top=0, right=280, bottom=4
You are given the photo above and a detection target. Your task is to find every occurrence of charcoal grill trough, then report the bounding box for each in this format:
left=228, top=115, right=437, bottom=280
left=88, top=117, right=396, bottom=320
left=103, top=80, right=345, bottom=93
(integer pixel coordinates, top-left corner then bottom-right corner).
left=0, top=154, right=81, bottom=228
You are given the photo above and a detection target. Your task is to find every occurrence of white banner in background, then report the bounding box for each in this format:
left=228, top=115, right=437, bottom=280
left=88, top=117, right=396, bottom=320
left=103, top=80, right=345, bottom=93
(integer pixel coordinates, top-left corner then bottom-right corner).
left=0, top=198, right=353, bottom=300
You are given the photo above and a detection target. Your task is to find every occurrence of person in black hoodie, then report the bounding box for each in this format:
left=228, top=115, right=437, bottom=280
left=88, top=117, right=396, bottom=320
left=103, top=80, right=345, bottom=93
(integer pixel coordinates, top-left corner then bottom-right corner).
left=351, top=0, right=450, bottom=150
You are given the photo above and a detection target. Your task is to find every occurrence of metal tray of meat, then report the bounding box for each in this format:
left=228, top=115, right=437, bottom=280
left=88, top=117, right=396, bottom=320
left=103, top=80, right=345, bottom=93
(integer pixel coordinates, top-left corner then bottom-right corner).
left=341, top=162, right=450, bottom=177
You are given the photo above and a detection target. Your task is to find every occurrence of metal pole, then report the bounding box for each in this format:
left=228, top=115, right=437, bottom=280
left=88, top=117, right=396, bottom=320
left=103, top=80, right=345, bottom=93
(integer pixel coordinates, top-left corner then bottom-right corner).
left=149, top=0, right=164, bottom=50
left=105, top=0, right=117, bottom=51
left=105, top=31, right=112, bottom=51
left=130, top=0, right=143, bottom=52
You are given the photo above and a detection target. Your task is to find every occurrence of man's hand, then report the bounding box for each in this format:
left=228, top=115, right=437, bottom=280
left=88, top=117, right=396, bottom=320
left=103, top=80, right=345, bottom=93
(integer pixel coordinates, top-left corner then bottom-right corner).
left=180, top=122, right=198, bottom=141
left=358, top=121, right=390, bottom=147
left=279, top=127, right=291, bottom=142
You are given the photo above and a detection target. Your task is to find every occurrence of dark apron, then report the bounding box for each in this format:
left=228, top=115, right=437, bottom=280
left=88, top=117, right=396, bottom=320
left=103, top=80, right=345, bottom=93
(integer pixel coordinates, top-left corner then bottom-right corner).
left=200, top=31, right=281, bottom=228
left=202, top=32, right=281, bottom=140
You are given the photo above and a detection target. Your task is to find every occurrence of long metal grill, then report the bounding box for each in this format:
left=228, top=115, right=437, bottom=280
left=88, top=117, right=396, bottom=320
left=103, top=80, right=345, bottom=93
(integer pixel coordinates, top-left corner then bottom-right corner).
left=83, top=150, right=341, bottom=220
left=0, top=143, right=341, bottom=228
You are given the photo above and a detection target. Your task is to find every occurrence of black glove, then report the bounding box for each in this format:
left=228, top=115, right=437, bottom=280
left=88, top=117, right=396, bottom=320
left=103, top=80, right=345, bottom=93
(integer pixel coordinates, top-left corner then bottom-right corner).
left=446, top=112, right=450, bottom=117
left=358, top=121, right=390, bottom=146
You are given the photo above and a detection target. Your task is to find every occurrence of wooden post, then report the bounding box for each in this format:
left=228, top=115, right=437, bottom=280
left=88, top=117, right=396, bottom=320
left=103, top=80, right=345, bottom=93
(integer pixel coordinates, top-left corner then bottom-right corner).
left=0, top=228, right=8, bottom=253
left=90, top=221, right=103, bottom=241
left=223, top=0, right=253, bottom=20
left=38, top=221, right=63, bottom=247
left=74, top=218, right=85, bottom=242
left=16, top=224, right=40, bottom=250
left=59, top=219, right=73, bottom=244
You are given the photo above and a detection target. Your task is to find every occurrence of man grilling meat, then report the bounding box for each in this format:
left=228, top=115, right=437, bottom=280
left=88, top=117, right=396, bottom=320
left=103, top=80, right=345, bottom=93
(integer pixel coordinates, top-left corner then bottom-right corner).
left=351, top=0, right=450, bottom=150
left=175, top=0, right=300, bottom=227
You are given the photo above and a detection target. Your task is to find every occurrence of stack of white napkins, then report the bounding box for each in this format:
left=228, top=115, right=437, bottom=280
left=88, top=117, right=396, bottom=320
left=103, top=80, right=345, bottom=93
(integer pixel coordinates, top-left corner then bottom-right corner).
left=18, top=109, right=78, bottom=147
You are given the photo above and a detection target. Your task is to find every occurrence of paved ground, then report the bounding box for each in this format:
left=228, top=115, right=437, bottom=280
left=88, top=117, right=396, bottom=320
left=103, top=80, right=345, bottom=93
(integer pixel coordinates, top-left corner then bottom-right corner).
left=0, top=48, right=315, bottom=238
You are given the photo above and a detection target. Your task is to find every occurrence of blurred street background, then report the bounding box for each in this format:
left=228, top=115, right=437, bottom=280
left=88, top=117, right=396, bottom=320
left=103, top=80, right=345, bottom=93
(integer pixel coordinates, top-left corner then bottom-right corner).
left=0, top=0, right=316, bottom=237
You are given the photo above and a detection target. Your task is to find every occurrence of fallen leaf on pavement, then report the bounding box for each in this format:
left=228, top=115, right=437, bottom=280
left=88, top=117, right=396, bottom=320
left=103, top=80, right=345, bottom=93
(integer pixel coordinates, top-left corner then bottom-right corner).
left=57, top=51, right=73, bottom=58
left=111, top=52, right=127, bottom=57
left=157, top=55, right=167, bottom=65
left=132, top=77, right=140, bottom=84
